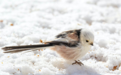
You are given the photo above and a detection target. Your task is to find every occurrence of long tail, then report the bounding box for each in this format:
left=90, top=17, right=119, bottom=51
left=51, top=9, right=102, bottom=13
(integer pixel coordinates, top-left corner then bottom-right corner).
left=2, top=43, right=52, bottom=53
left=2, top=41, right=75, bottom=53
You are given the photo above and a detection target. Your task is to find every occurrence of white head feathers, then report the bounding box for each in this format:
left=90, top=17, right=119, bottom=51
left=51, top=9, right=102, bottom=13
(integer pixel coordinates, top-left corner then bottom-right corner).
left=81, top=28, right=94, bottom=46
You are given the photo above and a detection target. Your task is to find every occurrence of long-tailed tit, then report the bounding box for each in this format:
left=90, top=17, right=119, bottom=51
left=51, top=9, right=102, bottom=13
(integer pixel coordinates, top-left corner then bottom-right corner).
left=2, top=28, right=94, bottom=66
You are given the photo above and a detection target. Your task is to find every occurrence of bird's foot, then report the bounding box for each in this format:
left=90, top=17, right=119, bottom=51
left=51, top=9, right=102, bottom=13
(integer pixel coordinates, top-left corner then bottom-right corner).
left=72, top=60, right=84, bottom=66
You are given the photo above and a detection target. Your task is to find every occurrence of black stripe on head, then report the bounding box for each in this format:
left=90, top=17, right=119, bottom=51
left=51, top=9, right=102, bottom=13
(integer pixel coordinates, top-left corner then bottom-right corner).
left=75, top=29, right=81, bottom=42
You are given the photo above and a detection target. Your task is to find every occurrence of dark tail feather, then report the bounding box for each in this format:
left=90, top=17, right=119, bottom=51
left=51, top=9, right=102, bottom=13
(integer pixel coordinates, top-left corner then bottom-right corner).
left=2, top=44, right=52, bottom=51
left=2, top=43, right=53, bottom=53
left=2, top=41, right=76, bottom=53
left=3, top=48, right=41, bottom=53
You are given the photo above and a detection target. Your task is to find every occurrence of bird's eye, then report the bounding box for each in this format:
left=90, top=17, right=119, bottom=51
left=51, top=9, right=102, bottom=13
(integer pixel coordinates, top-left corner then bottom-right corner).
left=86, top=40, right=89, bottom=42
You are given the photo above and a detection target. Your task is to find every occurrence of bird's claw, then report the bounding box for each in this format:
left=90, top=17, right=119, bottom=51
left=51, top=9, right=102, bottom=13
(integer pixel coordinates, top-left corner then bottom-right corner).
left=72, top=60, right=84, bottom=66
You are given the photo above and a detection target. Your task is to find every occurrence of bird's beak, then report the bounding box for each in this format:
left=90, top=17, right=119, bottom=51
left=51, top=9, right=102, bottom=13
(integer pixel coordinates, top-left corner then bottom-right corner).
left=90, top=43, right=93, bottom=46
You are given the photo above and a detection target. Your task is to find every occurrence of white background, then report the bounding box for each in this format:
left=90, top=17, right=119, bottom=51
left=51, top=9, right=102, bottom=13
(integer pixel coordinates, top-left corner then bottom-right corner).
left=0, top=0, right=121, bottom=75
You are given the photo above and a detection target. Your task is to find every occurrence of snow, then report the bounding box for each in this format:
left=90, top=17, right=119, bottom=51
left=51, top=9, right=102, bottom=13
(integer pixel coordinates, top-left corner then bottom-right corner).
left=0, top=0, right=121, bottom=75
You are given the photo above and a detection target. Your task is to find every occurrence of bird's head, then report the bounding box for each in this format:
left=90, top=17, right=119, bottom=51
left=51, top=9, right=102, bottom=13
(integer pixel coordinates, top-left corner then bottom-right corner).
left=80, top=29, right=94, bottom=46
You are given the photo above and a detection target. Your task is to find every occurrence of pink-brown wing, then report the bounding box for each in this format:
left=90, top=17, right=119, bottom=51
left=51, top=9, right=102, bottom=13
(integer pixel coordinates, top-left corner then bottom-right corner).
left=56, top=29, right=80, bottom=42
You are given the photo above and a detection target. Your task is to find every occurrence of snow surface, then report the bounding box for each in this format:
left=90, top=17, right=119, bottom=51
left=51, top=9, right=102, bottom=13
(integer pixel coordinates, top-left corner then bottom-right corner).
left=0, top=0, right=121, bottom=75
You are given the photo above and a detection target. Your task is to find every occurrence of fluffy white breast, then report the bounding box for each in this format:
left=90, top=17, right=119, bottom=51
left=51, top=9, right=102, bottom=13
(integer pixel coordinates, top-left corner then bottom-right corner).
left=51, top=44, right=91, bottom=61
left=78, top=44, right=91, bottom=59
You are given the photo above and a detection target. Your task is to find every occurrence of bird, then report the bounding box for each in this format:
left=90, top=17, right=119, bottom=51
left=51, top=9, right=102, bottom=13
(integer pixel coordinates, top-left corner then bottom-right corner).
left=2, top=28, right=94, bottom=66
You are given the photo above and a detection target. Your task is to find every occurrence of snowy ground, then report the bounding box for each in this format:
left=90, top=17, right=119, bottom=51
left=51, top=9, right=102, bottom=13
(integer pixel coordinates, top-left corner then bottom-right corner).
left=0, top=0, right=121, bottom=75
